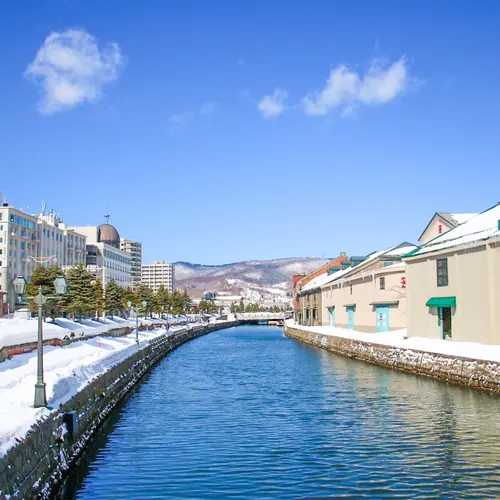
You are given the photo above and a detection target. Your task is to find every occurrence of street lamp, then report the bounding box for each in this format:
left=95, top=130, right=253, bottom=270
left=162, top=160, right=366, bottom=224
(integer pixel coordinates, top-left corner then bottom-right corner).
left=14, top=275, right=68, bottom=408
left=127, top=300, right=147, bottom=345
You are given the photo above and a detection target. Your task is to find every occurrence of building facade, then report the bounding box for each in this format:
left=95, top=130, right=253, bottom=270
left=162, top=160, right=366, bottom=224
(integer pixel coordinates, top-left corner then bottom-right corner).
left=69, top=223, right=131, bottom=288
left=38, top=213, right=86, bottom=269
left=0, top=204, right=39, bottom=311
left=120, top=239, right=142, bottom=289
left=293, top=254, right=348, bottom=321
left=141, top=260, right=175, bottom=292
left=406, top=205, right=500, bottom=344
left=419, top=212, right=477, bottom=244
left=320, top=243, right=416, bottom=333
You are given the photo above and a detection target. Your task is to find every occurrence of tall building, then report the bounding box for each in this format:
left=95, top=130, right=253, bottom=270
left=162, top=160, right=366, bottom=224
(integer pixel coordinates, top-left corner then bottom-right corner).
left=0, top=203, right=39, bottom=310
left=141, top=260, right=175, bottom=292
left=69, top=222, right=131, bottom=288
left=120, top=239, right=142, bottom=289
left=0, top=201, right=88, bottom=311
left=38, top=212, right=86, bottom=269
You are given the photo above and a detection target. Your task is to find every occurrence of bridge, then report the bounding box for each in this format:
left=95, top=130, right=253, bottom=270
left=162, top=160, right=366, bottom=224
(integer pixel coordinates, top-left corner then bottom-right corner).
left=235, top=312, right=291, bottom=326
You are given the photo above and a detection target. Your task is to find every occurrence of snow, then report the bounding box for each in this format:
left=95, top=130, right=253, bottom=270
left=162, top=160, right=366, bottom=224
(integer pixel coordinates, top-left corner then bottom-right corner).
left=0, top=319, right=206, bottom=458
left=0, top=315, right=188, bottom=349
left=413, top=204, right=500, bottom=256
left=287, top=320, right=500, bottom=364
left=449, top=213, right=478, bottom=225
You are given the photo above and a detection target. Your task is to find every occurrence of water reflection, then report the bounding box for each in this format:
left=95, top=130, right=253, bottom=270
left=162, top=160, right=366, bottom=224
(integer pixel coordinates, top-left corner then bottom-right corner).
left=57, top=326, right=500, bottom=499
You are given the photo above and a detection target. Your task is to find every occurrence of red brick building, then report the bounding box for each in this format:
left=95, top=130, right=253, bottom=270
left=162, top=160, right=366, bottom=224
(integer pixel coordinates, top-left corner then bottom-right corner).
left=292, top=254, right=348, bottom=317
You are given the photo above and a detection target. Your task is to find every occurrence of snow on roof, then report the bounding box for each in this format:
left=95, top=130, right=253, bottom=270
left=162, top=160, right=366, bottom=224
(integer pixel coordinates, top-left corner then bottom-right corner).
left=318, top=266, right=352, bottom=287
left=411, top=204, right=500, bottom=256
left=300, top=272, right=329, bottom=292
left=448, top=213, right=478, bottom=225
left=384, top=245, right=418, bottom=257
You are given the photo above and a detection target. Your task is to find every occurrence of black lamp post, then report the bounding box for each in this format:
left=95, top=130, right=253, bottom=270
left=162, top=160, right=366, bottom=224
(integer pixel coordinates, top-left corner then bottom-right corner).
left=13, top=275, right=68, bottom=408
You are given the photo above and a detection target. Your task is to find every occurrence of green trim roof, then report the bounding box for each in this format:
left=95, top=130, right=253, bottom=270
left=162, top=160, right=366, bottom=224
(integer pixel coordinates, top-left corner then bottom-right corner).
left=426, top=297, right=456, bottom=308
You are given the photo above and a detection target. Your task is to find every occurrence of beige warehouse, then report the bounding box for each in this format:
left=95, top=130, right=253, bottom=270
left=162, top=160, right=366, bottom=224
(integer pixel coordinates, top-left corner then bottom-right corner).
left=405, top=204, right=500, bottom=345
left=321, top=243, right=417, bottom=333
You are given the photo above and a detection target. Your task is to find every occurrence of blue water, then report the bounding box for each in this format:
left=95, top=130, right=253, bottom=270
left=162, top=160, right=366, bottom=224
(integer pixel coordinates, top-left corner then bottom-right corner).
left=57, top=325, right=500, bottom=499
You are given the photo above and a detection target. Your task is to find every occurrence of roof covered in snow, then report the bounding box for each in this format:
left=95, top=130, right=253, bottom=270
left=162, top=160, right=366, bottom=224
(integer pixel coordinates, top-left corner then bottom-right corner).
left=409, top=204, right=500, bottom=257
left=438, top=212, right=478, bottom=227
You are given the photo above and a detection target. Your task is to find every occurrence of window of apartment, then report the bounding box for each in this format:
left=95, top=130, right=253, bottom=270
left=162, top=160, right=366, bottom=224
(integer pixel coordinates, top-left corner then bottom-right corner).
left=437, top=258, right=448, bottom=287
left=380, top=277, right=386, bottom=290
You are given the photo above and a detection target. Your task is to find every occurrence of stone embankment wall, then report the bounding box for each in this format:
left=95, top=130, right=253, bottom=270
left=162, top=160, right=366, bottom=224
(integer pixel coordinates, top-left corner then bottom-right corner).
left=285, top=325, right=500, bottom=394
left=0, top=321, right=238, bottom=500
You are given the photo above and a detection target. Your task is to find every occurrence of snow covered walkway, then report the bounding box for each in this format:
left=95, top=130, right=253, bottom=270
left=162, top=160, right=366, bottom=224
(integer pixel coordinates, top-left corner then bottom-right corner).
left=0, top=324, right=187, bottom=458
left=287, top=320, right=500, bottom=364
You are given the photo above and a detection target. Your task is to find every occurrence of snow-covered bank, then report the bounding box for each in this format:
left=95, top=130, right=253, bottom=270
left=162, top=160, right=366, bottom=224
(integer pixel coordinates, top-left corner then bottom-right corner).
left=286, top=320, right=500, bottom=364
left=0, top=324, right=186, bottom=458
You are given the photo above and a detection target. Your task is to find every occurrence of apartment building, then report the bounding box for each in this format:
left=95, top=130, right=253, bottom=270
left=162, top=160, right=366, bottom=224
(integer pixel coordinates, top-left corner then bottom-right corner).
left=141, top=260, right=175, bottom=292
left=0, top=203, right=39, bottom=309
left=120, top=239, right=142, bottom=289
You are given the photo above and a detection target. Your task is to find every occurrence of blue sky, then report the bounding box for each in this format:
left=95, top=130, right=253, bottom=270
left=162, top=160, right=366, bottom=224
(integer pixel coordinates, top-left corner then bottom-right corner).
left=1, top=1, right=499, bottom=264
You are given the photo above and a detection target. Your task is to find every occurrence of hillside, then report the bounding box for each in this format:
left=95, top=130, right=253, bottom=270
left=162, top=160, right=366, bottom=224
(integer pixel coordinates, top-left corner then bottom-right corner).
left=174, top=257, right=331, bottom=300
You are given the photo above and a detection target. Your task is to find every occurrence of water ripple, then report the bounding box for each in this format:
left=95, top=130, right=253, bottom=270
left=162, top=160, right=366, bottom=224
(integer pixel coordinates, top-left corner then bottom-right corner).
left=57, top=326, right=500, bottom=499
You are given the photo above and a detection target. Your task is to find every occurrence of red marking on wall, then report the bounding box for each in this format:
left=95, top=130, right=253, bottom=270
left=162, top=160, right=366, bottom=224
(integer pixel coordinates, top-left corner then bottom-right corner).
left=401, top=277, right=406, bottom=289
left=438, top=224, right=443, bottom=234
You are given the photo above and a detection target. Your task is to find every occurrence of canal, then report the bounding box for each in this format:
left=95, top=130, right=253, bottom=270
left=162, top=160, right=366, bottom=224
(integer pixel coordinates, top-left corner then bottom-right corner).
left=57, top=325, right=500, bottom=499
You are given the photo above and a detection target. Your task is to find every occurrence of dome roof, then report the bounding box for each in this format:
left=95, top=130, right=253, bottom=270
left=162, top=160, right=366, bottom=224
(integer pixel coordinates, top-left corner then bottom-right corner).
left=98, top=223, right=120, bottom=248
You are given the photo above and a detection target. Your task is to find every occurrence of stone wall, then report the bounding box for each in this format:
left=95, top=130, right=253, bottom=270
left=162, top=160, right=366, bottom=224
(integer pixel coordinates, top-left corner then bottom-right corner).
left=0, top=321, right=238, bottom=500
left=285, top=325, right=500, bottom=395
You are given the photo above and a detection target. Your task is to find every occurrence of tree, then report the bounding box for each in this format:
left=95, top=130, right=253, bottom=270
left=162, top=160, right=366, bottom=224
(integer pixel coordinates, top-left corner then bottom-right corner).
left=136, top=284, right=155, bottom=317
left=93, top=279, right=106, bottom=319
left=105, top=279, right=123, bottom=318
left=155, top=284, right=170, bottom=317
left=181, top=290, right=192, bottom=314
left=122, top=287, right=137, bottom=312
left=239, top=298, right=245, bottom=313
left=26, top=264, right=62, bottom=318
left=198, top=299, right=216, bottom=314
left=62, top=263, right=94, bottom=320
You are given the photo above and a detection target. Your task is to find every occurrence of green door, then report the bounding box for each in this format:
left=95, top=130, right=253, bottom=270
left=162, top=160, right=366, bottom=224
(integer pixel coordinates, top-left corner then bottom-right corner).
left=328, top=307, right=336, bottom=327
left=376, top=306, right=390, bottom=333
left=347, top=307, right=355, bottom=330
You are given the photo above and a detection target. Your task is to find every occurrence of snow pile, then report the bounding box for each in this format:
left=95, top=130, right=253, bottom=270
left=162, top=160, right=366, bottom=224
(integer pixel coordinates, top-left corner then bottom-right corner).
left=0, top=315, right=189, bottom=350
left=0, top=323, right=194, bottom=458
left=287, top=320, right=500, bottom=363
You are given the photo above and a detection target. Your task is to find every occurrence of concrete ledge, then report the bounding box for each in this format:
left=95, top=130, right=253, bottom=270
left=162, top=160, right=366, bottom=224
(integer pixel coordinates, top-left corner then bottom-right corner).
left=285, top=325, right=500, bottom=395
left=0, top=321, right=239, bottom=500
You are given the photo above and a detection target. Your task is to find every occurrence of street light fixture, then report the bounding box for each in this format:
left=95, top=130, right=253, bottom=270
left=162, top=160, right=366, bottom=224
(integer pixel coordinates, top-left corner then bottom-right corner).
left=14, top=275, right=68, bottom=408
left=127, top=300, right=144, bottom=345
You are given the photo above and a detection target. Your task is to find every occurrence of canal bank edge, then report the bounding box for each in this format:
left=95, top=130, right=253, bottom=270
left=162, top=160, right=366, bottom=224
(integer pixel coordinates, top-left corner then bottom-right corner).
left=285, top=324, right=500, bottom=394
left=0, top=321, right=239, bottom=500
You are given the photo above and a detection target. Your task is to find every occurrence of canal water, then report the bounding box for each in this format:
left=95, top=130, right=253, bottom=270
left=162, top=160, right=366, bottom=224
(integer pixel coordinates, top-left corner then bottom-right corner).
left=57, top=325, right=500, bottom=499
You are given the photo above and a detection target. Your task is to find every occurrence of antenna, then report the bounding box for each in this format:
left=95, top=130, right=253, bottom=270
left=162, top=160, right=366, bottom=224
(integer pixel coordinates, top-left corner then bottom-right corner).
left=104, top=214, right=110, bottom=224
left=41, top=200, right=47, bottom=215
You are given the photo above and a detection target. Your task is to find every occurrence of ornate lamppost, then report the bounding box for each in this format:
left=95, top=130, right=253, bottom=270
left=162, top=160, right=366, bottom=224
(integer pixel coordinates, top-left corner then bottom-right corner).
left=127, top=300, right=148, bottom=344
left=13, top=275, right=68, bottom=408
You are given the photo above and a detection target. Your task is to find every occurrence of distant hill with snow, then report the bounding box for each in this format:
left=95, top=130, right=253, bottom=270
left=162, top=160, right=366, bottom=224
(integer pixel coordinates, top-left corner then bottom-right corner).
left=174, top=257, right=331, bottom=300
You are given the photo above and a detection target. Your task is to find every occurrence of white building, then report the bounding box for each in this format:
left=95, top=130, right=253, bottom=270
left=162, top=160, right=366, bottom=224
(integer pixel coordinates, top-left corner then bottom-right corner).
left=120, top=238, right=142, bottom=289
left=0, top=203, right=39, bottom=311
left=69, top=223, right=132, bottom=288
left=38, top=212, right=86, bottom=269
left=141, top=260, right=174, bottom=292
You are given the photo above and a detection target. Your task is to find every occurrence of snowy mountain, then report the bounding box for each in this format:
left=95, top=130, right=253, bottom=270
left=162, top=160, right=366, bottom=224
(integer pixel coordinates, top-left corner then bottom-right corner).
left=174, top=257, right=331, bottom=300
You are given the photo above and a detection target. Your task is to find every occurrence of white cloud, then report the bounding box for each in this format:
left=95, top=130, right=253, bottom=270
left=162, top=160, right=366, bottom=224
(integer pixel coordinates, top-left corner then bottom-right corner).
left=168, top=101, right=217, bottom=131
left=303, top=57, right=409, bottom=116
left=168, top=111, right=194, bottom=130
left=25, top=29, right=123, bottom=114
left=199, top=101, right=217, bottom=115
left=258, top=88, right=288, bottom=118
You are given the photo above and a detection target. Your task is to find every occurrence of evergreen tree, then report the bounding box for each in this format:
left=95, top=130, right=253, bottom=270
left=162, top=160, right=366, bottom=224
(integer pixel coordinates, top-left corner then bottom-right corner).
left=93, top=279, right=106, bottom=319
left=136, top=284, right=155, bottom=317
left=170, top=289, right=184, bottom=315
left=239, top=298, right=245, bottom=313
left=63, top=263, right=94, bottom=320
left=122, top=287, right=137, bottom=312
left=181, top=290, right=192, bottom=314
left=26, top=264, right=63, bottom=318
left=105, top=279, right=123, bottom=318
